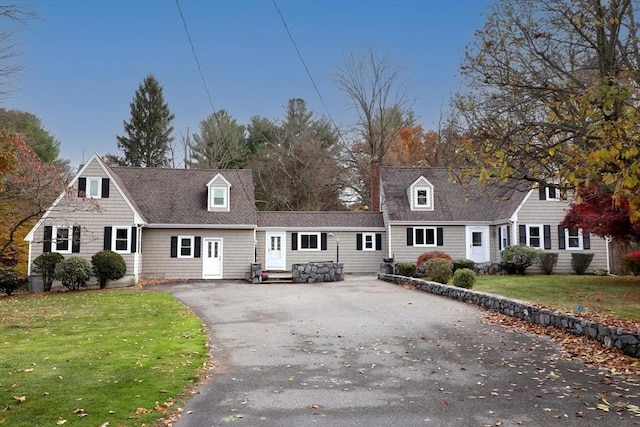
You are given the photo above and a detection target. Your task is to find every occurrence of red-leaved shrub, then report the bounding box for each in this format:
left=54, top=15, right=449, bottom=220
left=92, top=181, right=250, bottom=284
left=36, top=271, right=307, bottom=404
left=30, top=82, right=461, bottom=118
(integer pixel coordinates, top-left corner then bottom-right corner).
left=622, top=251, right=640, bottom=276
left=417, top=251, right=453, bottom=267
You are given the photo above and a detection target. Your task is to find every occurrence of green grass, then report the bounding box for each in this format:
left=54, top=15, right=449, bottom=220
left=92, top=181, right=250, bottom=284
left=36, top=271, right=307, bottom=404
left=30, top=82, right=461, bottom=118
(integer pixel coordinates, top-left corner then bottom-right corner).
left=0, top=289, right=208, bottom=427
left=474, top=274, right=640, bottom=321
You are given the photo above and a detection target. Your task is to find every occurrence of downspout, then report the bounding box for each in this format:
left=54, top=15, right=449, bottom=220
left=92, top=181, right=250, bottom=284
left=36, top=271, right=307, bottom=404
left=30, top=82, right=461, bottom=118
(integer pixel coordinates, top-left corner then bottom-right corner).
left=606, top=236, right=612, bottom=274
left=134, top=224, right=143, bottom=283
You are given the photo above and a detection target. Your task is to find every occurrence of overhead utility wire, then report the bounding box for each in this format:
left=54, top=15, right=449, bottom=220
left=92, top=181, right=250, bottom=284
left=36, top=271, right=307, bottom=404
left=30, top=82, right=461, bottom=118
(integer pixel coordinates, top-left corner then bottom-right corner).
left=271, top=0, right=348, bottom=147
left=174, top=0, right=254, bottom=204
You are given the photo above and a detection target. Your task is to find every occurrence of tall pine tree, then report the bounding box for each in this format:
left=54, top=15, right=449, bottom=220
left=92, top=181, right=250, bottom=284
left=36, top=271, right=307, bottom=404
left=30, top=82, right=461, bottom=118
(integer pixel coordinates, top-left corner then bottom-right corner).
left=116, top=75, right=175, bottom=167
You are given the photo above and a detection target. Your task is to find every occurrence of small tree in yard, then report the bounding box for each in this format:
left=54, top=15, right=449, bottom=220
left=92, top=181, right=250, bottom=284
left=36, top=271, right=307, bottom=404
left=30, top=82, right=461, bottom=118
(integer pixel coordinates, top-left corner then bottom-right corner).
left=500, top=245, right=541, bottom=275
left=92, top=250, right=126, bottom=289
left=0, top=267, right=24, bottom=296
left=32, top=252, right=64, bottom=292
left=54, top=257, right=91, bottom=291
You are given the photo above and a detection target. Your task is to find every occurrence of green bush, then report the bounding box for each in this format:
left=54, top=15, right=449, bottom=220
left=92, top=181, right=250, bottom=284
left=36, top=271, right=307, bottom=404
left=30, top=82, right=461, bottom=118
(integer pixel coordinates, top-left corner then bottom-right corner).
left=539, top=252, right=558, bottom=275
left=452, top=268, right=476, bottom=288
left=32, top=252, right=65, bottom=292
left=500, top=245, right=542, bottom=275
left=571, top=253, right=594, bottom=275
left=395, top=262, right=417, bottom=277
left=425, top=258, right=453, bottom=284
left=0, top=267, right=25, bottom=296
left=91, top=250, right=126, bottom=289
left=54, top=256, right=92, bottom=291
left=453, top=258, right=475, bottom=272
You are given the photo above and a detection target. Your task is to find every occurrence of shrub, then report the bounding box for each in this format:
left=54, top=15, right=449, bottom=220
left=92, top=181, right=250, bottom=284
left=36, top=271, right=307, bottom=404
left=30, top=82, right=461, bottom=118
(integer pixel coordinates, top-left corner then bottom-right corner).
left=500, top=245, right=542, bottom=275
left=417, top=251, right=453, bottom=267
left=0, top=267, right=24, bottom=296
left=622, top=251, right=640, bottom=276
left=92, top=250, right=126, bottom=289
left=452, top=268, right=476, bottom=289
left=32, top=252, right=65, bottom=292
left=539, top=252, right=558, bottom=275
left=453, top=258, right=475, bottom=272
left=395, top=262, right=417, bottom=277
left=571, top=253, right=594, bottom=275
left=54, top=257, right=91, bottom=291
left=425, top=258, right=453, bottom=284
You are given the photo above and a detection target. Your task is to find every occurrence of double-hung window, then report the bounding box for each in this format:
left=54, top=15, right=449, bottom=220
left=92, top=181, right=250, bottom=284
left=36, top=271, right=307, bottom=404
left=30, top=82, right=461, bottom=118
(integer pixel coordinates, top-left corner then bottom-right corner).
left=211, top=187, right=228, bottom=209
left=87, top=177, right=101, bottom=198
left=565, top=228, right=583, bottom=250
left=299, top=232, right=320, bottom=251
left=53, top=226, right=72, bottom=253
left=362, top=233, right=375, bottom=251
left=414, top=227, right=436, bottom=247
left=179, top=236, right=195, bottom=258
left=112, top=227, right=130, bottom=253
left=527, top=225, right=542, bottom=248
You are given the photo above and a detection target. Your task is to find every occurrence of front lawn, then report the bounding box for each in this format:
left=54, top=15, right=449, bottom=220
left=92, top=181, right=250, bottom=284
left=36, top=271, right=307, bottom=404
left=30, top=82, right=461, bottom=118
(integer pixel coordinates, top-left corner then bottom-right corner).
left=474, top=274, right=640, bottom=321
left=0, top=289, right=208, bottom=427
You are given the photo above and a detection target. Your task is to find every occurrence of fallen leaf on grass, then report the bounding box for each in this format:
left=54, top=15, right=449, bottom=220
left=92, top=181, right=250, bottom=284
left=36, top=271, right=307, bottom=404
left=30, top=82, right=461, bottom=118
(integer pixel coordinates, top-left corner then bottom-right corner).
left=12, top=396, right=25, bottom=403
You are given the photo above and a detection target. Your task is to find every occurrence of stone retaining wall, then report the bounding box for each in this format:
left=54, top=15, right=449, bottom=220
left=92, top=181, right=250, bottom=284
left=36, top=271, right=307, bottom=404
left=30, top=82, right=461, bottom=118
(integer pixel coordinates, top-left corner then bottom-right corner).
left=378, top=273, right=640, bottom=359
left=292, top=262, right=344, bottom=283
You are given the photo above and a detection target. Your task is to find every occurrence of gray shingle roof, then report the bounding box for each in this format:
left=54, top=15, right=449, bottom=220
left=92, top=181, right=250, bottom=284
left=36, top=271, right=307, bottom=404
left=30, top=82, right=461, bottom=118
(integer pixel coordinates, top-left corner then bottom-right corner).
left=258, top=211, right=384, bottom=229
left=380, top=167, right=527, bottom=223
left=110, top=167, right=257, bottom=226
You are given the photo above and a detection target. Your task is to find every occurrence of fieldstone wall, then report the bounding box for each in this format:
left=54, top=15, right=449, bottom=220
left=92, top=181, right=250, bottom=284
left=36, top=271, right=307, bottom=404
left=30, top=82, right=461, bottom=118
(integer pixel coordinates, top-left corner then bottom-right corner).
left=292, top=262, right=344, bottom=283
left=379, top=273, right=640, bottom=359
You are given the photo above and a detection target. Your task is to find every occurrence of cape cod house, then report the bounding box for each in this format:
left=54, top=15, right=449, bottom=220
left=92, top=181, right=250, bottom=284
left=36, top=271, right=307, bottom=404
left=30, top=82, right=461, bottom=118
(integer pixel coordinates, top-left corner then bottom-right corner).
left=25, top=154, right=609, bottom=286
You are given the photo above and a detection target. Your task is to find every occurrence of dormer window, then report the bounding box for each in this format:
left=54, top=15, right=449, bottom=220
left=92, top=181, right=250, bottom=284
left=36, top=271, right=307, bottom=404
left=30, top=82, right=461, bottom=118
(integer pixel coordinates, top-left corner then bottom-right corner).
left=409, top=176, right=434, bottom=211
left=207, top=173, right=231, bottom=211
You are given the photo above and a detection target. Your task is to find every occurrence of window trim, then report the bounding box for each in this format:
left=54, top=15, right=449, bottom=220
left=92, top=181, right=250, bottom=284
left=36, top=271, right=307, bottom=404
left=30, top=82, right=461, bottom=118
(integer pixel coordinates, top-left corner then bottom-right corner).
left=499, top=225, right=510, bottom=251
left=87, top=177, right=102, bottom=198
left=52, top=226, right=72, bottom=254
left=111, top=226, right=131, bottom=254
left=298, top=232, right=321, bottom=251
left=210, top=186, right=228, bottom=209
left=526, top=224, right=543, bottom=248
left=414, top=227, right=437, bottom=247
left=545, top=186, right=560, bottom=201
left=362, top=232, right=375, bottom=251
left=178, top=235, right=195, bottom=258
left=412, top=186, right=433, bottom=210
left=565, top=228, right=584, bottom=250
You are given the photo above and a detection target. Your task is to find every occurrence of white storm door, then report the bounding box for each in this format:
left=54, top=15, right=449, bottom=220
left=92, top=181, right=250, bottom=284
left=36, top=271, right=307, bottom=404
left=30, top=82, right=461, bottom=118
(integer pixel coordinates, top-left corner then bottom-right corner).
left=265, top=232, right=286, bottom=270
left=202, top=238, right=223, bottom=279
left=466, top=226, right=489, bottom=263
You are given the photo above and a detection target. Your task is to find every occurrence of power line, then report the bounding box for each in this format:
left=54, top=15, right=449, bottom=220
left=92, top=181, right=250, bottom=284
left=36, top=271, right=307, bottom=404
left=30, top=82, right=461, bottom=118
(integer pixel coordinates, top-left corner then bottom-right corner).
left=271, top=0, right=348, bottom=147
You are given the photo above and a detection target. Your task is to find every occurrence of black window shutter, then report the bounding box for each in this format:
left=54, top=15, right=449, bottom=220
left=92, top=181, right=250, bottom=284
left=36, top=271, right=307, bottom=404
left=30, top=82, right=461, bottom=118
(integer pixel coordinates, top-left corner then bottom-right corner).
left=558, top=226, right=566, bottom=250
left=321, top=233, right=327, bottom=250
left=103, top=227, right=112, bottom=250
left=436, top=228, right=444, bottom=246
left=43, top=226, right=52, bottom=253
left=507, top=225, right=511, bottom=245
left=543, top=225, right=552, bottom=249
left=194, top=237, right=202, bottom=258
left=406, top=228, right=413, bottom=246
left=101, top=178, right=110, bottom=198
left=498, top=227, right=502, bottom=247
left=356, top=233, right=363, bottom=251
left=130, top=226, right=137, bottom=253
left=375, top=233, right=382, bottom=251
left=583, top=232, right=591, bottom=249
left=170, top=236, right=178, bottom=257
left=72, top=226, right=81, bottom=253
left=78, top=177, right=86, bottom=197
left=539, top=186, right=546, bottom=200
left=292, top=232, right=298, bottom=250
left=519, top=225, right=527, bottom=244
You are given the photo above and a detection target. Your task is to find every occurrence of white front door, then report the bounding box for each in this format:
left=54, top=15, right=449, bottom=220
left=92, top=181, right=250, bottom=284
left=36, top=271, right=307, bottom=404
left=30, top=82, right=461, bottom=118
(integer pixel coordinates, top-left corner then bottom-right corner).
left=466, top=226, right=490, bottom=263
left=265, top=232, right=286, bottom=270
left=202, top=238, right=223, bottom=279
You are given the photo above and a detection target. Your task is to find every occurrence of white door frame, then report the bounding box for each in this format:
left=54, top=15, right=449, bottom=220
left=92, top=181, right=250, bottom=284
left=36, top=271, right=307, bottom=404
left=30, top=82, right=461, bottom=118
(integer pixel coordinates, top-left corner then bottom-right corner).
left=466, top=225, right=490, bottom=263
left=202, top=238, right=223, bottom=279
left=265, top=231, right=286, bottom=271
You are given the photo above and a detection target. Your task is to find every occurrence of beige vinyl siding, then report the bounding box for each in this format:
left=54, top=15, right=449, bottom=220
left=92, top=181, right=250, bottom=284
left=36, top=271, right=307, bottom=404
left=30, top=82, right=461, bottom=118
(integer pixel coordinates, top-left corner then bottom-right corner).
left=31, top=159, right=137, bottom=283
left=140, top=228, right=255, bottom=280
left=389, top=225, right=467, bottom=264
left=256, top=230, right=387, bottom=274
left=516, top=192, right=608, bottom=273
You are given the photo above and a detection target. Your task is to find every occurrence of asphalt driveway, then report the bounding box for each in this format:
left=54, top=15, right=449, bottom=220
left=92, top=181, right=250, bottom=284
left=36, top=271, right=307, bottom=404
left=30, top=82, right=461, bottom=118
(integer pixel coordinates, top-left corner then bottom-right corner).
left=153, top=276, right=640, bottom=427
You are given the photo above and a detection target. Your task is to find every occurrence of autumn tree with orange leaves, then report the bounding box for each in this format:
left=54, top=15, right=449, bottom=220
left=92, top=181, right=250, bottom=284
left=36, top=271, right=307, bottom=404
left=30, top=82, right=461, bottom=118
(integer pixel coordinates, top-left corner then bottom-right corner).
left=385, top=124, right=466, bottom=167
left=0, top=129, right=64, bottom=272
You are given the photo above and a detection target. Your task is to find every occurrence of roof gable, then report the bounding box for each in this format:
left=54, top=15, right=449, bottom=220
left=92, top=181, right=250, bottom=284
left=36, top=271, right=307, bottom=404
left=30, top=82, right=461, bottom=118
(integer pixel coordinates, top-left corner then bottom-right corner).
left=408, top=176, right=434, bottom=211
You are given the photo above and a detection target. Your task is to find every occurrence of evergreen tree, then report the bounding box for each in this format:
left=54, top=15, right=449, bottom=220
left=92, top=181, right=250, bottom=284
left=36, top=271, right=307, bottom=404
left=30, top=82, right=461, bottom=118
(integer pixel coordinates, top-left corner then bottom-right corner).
left=116, top=75, right=175, bottom=167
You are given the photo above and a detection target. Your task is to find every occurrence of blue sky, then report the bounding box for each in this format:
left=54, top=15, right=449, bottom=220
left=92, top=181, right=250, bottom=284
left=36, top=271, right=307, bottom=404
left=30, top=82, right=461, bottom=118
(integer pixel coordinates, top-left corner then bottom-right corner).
left=4, top=0, right=493, bottom=168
